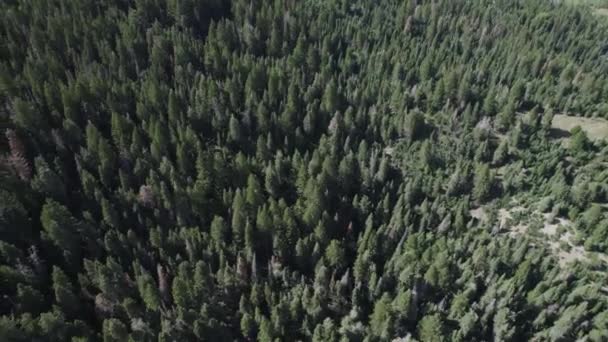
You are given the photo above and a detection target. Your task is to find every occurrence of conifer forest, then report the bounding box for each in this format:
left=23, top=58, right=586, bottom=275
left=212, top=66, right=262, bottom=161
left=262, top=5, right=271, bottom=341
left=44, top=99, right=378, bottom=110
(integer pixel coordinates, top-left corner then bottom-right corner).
left=2, top=0, right=608, bottom=341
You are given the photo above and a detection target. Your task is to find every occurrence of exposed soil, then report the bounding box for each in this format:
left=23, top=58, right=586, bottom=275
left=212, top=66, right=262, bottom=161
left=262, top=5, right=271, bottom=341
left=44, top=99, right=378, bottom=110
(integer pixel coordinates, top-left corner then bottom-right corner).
left=471, top=203, right=608, bottom=267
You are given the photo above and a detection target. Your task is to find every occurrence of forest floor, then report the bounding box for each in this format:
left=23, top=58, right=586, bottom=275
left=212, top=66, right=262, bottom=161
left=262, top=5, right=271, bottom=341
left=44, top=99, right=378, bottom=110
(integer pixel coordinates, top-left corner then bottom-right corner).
left=596, top=7, right=608, bottom=16
left=564, top=0, right=608, bottom=14
left=551, top=114, right=608, bottom=142
left=471, top=202, right=608, bottom=267
left=538, top=213, right=604, bottom=267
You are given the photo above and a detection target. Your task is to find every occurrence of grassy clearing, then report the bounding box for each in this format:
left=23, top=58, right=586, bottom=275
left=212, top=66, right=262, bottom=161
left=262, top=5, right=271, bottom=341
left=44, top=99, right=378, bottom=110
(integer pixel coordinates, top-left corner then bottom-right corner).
left=596, top=7, right=608, bottom=16
left=561, top=0, right=608, bottom=18
left=562, top=0, right=608, bottom=6
left=551, top=114, right=608, bottom=141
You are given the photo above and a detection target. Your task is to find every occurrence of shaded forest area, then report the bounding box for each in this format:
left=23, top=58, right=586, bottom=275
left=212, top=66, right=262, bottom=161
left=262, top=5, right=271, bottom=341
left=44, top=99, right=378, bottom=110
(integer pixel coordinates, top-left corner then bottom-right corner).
left=1, top=0, right=608, bottom=341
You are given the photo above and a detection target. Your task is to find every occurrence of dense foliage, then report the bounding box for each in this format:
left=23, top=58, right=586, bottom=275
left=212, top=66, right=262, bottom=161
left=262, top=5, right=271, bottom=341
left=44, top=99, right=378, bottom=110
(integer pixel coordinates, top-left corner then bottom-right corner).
left=2, top=0, right=608, bottom=341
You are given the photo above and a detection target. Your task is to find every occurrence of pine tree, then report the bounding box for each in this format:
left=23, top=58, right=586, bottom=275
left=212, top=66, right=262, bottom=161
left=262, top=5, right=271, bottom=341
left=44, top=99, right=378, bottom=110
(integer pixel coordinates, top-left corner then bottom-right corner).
left=570, top=126, right=589, bottom=154
left=231, top=190, right=246, bottom=247
left=418, top=313, right=445, bottom=342
left=325, top=240, right=345, bottom=270
left=211, top=216, right=228, bottom=251
left=32, top=157, right=66, bottom=200
left=103, top=318, right=128, bottom=342
left=473, top=163, right=493, bottom=203
left=52, top=266, right=80, bottom=316
left=369, top=293, right=394, bottom=339
left=40, top=200, right=80, bottom=265
left=229, top=115, right=242, bottom=143
left=322, top=79, right=339, bottom=114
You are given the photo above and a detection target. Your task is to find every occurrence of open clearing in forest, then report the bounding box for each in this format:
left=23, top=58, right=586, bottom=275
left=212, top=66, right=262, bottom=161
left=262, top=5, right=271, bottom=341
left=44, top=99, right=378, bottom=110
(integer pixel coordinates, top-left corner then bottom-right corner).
left=551, top=114, right=608, bottom=141
left=596, top=7, right=608, bottom=16
left=539, top=213, right=600, bottom=267
left=563, top=0, right=608, bottom=7
left=471, top=203, right=608, bottom=267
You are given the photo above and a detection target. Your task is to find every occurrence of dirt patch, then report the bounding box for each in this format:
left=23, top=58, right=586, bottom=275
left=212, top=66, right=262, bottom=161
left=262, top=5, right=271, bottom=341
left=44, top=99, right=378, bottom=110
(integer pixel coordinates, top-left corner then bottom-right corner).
left=551, top=114, right=608, bottom=142
left=498, top=207, right=528, bottom=237
left=480, top=204, right=608, bottom=267
left=469, top=207, right=487, bottom=222
left=539, top=213, right=608, bottom=266
left=383, top=146, right=395, bottom=156
left=540, top=213, right=569, bottom=236
left=540, top=216, right=588, bottom=266
left=595, top=7, right=608, bottom=17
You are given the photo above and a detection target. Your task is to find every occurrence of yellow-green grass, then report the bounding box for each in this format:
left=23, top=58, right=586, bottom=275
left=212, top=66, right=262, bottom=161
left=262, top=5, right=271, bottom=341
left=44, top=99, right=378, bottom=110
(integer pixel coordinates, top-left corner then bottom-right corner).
left=562, top=0, right=608, bottom=6
left=561, top=0, right=608, bottom=17
left=596, top=7, right=608, bottom=16
left=551, top=114, right=608, bottom=141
